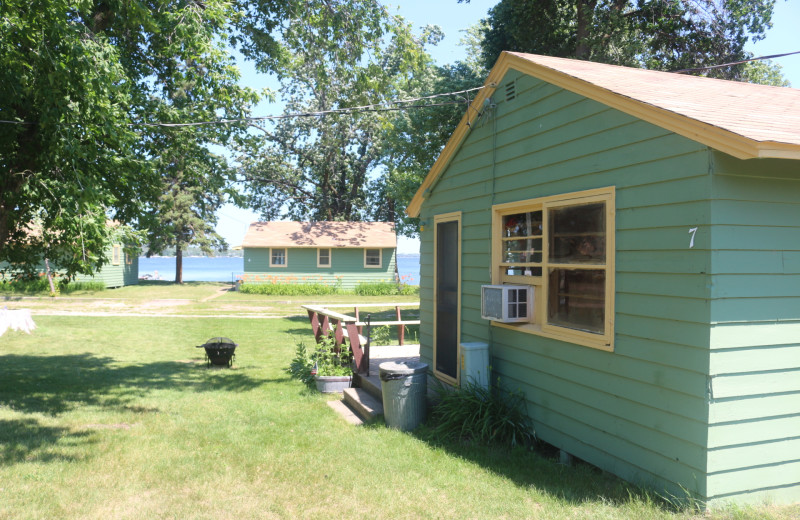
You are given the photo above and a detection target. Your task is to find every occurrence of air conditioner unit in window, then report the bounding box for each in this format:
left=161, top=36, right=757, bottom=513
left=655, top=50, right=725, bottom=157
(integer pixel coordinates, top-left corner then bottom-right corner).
left=481, top=285, right=533, bottom=323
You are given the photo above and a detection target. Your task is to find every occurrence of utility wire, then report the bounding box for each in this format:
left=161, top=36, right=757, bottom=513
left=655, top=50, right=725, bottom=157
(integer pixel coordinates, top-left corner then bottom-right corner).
left=0, top=86, right=485, bottom=128
left=672, top=50, right=800, bottom=74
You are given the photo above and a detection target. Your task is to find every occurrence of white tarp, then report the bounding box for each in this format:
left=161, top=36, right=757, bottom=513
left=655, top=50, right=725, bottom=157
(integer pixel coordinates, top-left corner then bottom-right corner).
left=0, top=308, right=36, bottom=337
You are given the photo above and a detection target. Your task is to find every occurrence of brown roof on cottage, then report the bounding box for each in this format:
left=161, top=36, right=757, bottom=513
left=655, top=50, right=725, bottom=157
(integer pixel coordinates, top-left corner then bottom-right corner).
left=241, top=221, right=397, bottom=249
left=407, top=52, right=800, bottom=217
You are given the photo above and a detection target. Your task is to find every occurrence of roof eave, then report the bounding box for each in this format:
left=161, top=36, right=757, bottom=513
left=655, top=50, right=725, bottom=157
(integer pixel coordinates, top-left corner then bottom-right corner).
left=406, top=52, right=800, bottom=217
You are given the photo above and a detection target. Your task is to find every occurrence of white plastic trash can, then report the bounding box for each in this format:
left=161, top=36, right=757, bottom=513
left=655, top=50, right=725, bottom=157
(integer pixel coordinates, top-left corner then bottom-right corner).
left=379, top=361, right=428, bottom=431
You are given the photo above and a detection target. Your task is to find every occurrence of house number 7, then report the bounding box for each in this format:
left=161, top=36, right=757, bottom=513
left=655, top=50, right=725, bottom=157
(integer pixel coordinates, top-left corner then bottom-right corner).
left=688, top=227, right=698, bottom=248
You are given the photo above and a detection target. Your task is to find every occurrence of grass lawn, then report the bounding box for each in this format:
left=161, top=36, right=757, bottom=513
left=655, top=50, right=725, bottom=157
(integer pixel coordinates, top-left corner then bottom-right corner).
left=0, top=299, right=798, bottom=518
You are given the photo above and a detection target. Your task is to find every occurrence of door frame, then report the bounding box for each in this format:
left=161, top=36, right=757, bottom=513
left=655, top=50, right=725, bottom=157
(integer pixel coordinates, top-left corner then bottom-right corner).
left=433, top=211, right=462, bottom=385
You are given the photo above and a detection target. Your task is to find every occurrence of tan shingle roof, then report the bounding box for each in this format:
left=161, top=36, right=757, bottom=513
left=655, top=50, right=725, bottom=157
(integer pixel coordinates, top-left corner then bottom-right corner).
left=241, top=221, right=397, bottom=249
left=507, top=52, right=800, bottom=151
left=407, top=52, right=800, bottom=217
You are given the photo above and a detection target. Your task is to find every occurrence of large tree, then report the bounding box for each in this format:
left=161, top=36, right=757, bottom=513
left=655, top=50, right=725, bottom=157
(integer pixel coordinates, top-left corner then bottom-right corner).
left=0, top=0, right=256, bottom=278
left=472, top=0, right=783, bottom=81
left=237, top=3, right=431, bottom=223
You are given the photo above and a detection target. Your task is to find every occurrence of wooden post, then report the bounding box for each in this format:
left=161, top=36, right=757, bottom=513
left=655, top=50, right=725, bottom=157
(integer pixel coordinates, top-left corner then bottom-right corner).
left=346, top=323, right=365, bottom=375
left=354, top=306, right=362, bottom=335
left=307, top=310, right=323, bottom=343
left=396, top=306, right=404, bottom=345
left=364, top=314, right=371, bottom=376
left=334, top=319, right=345, bottom=352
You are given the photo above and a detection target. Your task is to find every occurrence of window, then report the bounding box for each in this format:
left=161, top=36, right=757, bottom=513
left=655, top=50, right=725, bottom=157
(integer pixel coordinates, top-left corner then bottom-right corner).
left=317, top=248, right=331, bottom=267
left=492, top=187, right=615, bottom=350
left=112, top=245, right=121, bottom=265
left=364, top=248, right=381, bottom=268
left=125, top=252, right=133, bottom=265
left=270, top=248, right=287, bottom=267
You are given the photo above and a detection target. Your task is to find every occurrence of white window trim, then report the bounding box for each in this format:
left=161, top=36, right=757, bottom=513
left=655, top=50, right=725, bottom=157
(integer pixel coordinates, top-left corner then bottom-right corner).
left=364, top=248, right=382, bottom=268
left=270, top=247, right=288, bottom=268
left=317, top=248, right=331, bottom=268
left=491, top=186, right=615, bottom=351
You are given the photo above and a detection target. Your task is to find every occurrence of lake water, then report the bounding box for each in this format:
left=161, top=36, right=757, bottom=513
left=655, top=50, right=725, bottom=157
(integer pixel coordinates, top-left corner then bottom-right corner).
left=139, top=254, right=421, bottom=285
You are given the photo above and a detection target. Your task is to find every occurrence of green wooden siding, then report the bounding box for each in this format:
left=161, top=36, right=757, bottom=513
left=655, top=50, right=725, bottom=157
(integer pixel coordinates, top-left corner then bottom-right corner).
left=73, top=250, right=138, bottom=288
left=242, top=247, right=396, bottom=290
left=704, top=153, right=800, bottom=505
left=419, top=70, right=716, bottom=501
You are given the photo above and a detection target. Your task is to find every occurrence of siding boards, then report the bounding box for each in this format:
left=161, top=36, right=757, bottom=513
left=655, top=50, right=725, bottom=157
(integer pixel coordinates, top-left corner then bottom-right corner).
left=419, top=71, right=716, bottom=500
left=243, top=247, right=396, bottom=290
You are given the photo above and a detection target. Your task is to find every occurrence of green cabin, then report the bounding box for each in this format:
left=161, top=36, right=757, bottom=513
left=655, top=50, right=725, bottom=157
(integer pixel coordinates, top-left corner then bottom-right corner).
left=1, top=242, right=138, bottom=289
left=240, top=221, right=397, bottom=290
left=408, top=52, right=800, bottom=507
left=72, top=243, right=139, bottom=288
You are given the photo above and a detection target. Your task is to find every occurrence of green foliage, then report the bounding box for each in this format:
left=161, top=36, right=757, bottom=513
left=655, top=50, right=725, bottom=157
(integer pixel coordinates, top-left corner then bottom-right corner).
left=353, top=281, right=400, bottom=296
left=368, top=325, right=393, bottom=346
left=237, top=2, right=432, bottom=224
left=474, top=0, right=783, bottom=83
left=429, top=379, right=534, bottom=449
left=239, top=282, right=341, bottom=296
left=0, top=276, right=105, bottom=295
left=288, top=337, right=353, bottom=385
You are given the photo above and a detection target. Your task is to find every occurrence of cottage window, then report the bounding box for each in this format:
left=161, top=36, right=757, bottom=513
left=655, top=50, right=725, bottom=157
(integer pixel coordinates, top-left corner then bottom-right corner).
left=364, top=248, right=381, bottom=268
left=317, top=248, right=331, bottom=267
left=112, top=245, right=121, bottom=265
left=125, top=252, right=133, bottom=265
left=270, top=248, right=287, bottom=267
left=492, top=187, right=615, bottom=350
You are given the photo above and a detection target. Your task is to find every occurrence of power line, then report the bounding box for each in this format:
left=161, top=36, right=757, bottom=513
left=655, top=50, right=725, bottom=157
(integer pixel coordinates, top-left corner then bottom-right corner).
left=0, top=86, right=485, bottom=128
left=672, top=50, right=800, bottom=74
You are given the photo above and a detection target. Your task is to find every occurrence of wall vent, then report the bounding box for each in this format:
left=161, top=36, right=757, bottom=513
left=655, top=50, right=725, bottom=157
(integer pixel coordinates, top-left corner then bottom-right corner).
left=505, top=80, right=516, bottom=102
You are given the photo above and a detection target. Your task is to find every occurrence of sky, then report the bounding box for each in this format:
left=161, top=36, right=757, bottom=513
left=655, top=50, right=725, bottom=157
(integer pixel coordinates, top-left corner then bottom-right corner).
left=215, top=0, right=800, bottom=254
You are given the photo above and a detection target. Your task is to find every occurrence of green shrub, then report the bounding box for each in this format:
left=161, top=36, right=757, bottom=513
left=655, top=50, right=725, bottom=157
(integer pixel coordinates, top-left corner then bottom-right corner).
left=353, top=281, right=398, bottom=296
left=429, top=379, right=534, bottom=448
left=240, top=282, right=340, bottom=296
left=0, top=277, right=105, bottom=294
left=287, top=336, right=353, bottom=386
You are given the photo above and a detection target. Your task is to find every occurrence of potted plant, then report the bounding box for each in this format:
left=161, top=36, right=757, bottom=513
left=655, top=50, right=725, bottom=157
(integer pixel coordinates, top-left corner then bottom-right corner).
left=288, top=336, right=352, bottom=393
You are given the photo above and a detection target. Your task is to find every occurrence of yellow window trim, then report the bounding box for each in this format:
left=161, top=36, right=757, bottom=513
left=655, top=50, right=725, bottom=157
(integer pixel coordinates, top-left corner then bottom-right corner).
left=112, top=244, right=121, bottom=265
left=363, top=248, right=382, bottom=269
left=491, top=186, right=615, bottom=351
left=317, top=248, right=331, bottom=268
left=270, top=248, right=288, bottom=268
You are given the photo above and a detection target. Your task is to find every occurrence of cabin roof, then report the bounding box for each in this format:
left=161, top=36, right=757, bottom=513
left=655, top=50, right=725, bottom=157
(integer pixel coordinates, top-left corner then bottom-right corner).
left=240, top=221, right=397, bottom=249
left=407, top=52, right=800, bottom=217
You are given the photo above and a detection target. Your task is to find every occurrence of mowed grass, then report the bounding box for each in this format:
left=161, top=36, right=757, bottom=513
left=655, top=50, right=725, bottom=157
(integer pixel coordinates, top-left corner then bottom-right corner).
left=1, top=315, right=798, bottom=519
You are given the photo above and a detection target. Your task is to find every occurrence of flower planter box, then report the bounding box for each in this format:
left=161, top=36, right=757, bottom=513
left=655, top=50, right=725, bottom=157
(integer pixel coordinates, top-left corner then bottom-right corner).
left=315, top=375, right=352, bottom=393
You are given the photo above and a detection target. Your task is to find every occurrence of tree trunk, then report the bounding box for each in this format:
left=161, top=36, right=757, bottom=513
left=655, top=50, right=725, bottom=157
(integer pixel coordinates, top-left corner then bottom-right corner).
left=575, top=0, right=598, bottom=59
left=175, top=243, right=184, bottom=284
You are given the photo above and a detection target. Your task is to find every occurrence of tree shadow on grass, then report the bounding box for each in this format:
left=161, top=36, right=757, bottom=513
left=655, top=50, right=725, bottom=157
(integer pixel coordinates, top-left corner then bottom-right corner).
left=0, top=353, right=267, bottom=417
left=0, top=418, right=94, bottom=465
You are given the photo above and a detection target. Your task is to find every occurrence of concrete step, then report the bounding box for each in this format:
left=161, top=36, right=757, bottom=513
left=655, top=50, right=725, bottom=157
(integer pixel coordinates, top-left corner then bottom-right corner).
left=353, top=372, right=383, bottom=401
left=326, top=400, right=364, bottom=426
left=343, top=387, right=383, bottom=423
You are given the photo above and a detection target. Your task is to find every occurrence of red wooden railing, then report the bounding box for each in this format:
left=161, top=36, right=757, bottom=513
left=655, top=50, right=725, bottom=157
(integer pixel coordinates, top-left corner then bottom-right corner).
left=302, top=303, right=420, bottom=376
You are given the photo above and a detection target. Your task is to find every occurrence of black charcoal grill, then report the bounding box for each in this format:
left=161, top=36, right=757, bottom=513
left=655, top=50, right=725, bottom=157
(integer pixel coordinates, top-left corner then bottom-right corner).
left=197, top=337, right=237, bottom=367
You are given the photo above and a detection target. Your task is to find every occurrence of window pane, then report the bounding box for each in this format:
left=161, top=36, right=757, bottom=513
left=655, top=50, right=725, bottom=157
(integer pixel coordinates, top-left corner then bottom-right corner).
left=366, top=249, right=380, bottom=266
left=549, top=202, right=605, bottom=264
left=503, top=211, right=542, bottom=237
left=503, top=238, right=542, bottom=263
left=319, top=249, right=330, bottom=265
left=548, top=269, right=605, bottom=334
left=504, top=266, right=542, bottom=277
left=272, top=249, right=285, bottom=265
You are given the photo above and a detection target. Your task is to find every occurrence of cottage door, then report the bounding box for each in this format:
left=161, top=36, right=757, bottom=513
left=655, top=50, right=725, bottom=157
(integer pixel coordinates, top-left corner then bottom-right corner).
left=434, top=213, right=461, bottom=384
